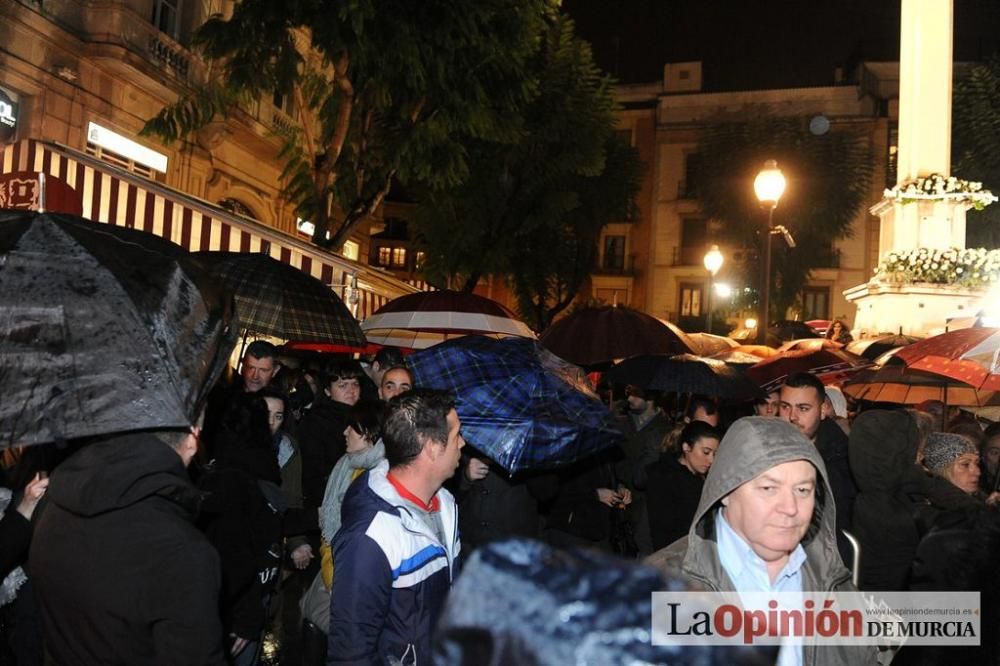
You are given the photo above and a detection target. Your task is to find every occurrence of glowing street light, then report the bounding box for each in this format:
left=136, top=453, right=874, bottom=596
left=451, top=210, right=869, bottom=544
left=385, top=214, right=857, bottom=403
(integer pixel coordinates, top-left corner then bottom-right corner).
left=754, top=159, right=786, bottom=344
left=703, top=244, right=724, bottom=333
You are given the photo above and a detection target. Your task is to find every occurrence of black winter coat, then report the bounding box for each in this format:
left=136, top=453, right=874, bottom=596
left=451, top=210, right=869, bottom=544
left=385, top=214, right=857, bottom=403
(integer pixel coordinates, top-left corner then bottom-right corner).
left=815, top=417, right=857, bottom=565
left=645, top=455, right=705, bottom=551
left=297, top=398, right=349, bottom=510
left=29, top=434, right=224, bottom=665
left=457, top=457, right=555, bottom=551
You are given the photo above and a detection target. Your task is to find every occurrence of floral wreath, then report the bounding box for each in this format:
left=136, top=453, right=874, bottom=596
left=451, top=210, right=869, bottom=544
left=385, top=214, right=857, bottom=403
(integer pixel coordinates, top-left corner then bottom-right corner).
left=875, top=247, right=1000, bottom=287
left=883, top=173, right=997, bottom=210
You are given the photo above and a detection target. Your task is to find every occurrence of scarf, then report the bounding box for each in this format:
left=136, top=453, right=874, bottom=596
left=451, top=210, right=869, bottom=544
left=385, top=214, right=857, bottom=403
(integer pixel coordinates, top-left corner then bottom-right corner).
left=319, top=440, right=386, bottom=544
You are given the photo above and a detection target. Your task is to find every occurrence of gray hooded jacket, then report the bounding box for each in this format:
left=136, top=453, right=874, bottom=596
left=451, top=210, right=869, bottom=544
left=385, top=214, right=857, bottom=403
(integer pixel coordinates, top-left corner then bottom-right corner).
left=645, top=417, right=877, bottom=665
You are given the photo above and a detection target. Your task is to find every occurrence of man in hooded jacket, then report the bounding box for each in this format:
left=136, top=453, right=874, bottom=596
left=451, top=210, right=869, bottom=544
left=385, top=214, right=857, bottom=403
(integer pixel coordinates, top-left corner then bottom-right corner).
left=646, top=416, right=877, bottom=666
left=29, top=430, right=224, bottom=665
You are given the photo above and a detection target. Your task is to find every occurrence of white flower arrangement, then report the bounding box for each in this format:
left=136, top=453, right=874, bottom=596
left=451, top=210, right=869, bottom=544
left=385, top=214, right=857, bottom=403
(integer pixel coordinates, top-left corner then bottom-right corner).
left=884, top=173, right=998, bottom=210
left=875, top=247, right=1000, bottom=287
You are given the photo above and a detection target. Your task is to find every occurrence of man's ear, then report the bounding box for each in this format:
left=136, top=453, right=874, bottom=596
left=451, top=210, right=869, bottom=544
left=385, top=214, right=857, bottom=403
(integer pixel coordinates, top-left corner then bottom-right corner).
left=821, top=397, right=833, bottom=420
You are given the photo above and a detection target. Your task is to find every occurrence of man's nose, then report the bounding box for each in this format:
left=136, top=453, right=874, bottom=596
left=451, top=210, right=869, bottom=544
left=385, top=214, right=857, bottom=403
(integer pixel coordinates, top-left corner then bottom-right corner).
left=775, top=489, right=799, bottom=515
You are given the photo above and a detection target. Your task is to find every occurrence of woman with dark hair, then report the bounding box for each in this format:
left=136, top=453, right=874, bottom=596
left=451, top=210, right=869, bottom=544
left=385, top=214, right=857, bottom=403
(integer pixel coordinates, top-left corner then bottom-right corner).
left=645, top=421, right=721, bottom=550
left=300, top=400, right=386, bottom=662
left=825, top=319, right=853, bottom=344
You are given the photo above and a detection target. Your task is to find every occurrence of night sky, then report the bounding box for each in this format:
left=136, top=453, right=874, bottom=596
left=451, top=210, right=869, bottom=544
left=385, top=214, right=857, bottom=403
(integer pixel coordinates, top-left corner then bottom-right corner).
left=563, top=0, right=1000, bottom=90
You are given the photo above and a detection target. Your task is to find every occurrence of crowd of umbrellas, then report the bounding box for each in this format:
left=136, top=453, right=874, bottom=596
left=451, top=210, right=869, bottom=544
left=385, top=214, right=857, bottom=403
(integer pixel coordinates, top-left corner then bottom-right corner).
left=3, top=210, right=1000, bottom=473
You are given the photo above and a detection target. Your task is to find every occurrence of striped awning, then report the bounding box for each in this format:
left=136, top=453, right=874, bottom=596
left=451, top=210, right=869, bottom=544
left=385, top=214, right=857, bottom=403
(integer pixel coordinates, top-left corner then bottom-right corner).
left=0, top=138, right=418, bottom=321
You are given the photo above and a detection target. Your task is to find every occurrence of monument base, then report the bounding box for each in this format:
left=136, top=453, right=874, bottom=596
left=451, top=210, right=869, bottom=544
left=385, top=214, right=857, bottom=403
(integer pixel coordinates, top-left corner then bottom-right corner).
left=844, top=281, right=986, bottom=338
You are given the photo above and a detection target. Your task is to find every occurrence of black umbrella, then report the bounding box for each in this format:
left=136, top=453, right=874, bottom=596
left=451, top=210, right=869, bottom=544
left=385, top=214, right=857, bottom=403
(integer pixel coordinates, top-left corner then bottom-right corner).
left=845, top=334, right=922, bottom=361
left=766, top=320, right=821, bottom=347
left=604, top=354, right=764, bottom=401
left=195, top=251, right=366, bottom=346
left=0, top=211, right=237, bottom=448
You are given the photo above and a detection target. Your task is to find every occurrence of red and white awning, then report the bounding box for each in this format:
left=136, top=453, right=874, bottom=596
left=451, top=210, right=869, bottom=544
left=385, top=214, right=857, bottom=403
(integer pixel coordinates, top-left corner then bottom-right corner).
left=1, top=139, right=418, bottom=321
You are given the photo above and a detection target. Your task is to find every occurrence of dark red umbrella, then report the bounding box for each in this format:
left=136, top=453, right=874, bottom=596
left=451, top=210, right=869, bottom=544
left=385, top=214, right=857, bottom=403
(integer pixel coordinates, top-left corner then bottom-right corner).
left=892, top=328, right=1000, bottom=390
left=746, top=347, right=870, bottom=393
left=539, top=305, right=695, bottom=368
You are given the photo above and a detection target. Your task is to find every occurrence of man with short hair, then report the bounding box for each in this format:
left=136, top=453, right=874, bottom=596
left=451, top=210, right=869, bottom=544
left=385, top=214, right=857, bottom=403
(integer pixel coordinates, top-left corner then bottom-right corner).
left=378, top=365, right=414, bottom=401
left=778, top=372, right=857, bottom=565
left=241, top=340, right=279, bottom=393
left=685, top=394, right=719, bottom=427
left=31, top=425, right=225, bottom=665
left=646, top=417, right=876, bottom=665
left=327, top=389, right=463, bottom=665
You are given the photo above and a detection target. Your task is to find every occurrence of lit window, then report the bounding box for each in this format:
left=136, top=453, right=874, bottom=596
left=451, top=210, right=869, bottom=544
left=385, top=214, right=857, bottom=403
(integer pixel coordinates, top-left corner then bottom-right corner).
left=86, top=122, right=168, bottom=175
left=342, top=240, right=359, bottom=262
left=415, top=251, right=426, bottom=270
left=377, top=247, right=391, bottom=266
left=391, top=247, right=407, bottom=268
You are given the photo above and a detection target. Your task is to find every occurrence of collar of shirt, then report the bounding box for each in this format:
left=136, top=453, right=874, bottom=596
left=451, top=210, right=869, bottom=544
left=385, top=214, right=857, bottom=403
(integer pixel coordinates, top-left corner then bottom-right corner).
left=714, top=507, right=806, bottom=591
left=386, top=472, right=441, bottom=513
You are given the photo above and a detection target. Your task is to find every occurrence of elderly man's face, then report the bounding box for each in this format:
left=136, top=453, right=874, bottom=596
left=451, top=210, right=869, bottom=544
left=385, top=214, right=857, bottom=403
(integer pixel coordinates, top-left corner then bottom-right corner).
left=779, top=385, right=824, bottom=440
left=242, top=355, right=276, bottom=393
left=723, top=460, right=817, bottom=564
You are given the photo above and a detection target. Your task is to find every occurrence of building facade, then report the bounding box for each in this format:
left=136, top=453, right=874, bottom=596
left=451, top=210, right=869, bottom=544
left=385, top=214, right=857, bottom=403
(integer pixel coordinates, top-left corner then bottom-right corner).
left=604, top=61, right=899, bottom=333
left=0, top=0, right=417, bottom=318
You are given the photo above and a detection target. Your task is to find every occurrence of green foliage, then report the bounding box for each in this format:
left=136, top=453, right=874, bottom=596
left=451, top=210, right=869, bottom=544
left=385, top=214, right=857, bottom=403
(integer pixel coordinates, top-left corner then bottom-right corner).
left=414, top=16, right=641, bottom=331
left=953, top=55, right=1000, bottom=248
left=697, top=116, right=874, bottom=321
left=143, top=0, right=549, bottom=247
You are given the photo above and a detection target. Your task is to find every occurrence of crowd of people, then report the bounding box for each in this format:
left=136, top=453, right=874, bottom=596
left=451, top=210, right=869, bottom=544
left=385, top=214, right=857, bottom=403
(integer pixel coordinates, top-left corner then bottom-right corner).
left=1, top=338, right=998, bottom=665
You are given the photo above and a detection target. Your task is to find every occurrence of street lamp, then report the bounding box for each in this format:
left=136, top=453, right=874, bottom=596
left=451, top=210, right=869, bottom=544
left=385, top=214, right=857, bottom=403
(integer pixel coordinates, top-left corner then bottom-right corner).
left=703, top=244, right=723, bottom=333
left=753, top=159, right=786, bottom=344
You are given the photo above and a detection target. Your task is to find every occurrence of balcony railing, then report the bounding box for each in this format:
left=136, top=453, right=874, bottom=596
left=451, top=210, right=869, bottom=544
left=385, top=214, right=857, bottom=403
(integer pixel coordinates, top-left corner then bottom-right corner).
left=594, top=253, right=635, bottom=276
left=671, top=245, right=707, bottom=266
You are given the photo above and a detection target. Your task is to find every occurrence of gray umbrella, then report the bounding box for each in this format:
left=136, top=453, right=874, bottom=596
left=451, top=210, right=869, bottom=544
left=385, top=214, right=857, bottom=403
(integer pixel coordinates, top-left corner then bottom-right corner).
left=0, top=211, right=238, bottom=448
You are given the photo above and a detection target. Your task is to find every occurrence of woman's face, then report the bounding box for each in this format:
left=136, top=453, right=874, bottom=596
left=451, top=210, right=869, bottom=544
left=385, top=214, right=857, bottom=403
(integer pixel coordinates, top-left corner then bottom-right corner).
left=983, top=438, right=1000, bottom=476
left=343, top=424, right=372, bottom=453
left=945, top=453, right=981, bottom=494
left=681, top=436, right=719, bottom=475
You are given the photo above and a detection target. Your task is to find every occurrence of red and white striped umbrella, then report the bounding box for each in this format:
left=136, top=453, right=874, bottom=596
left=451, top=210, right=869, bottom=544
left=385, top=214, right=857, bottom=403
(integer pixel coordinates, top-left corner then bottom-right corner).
left=361, top=290, right=536, bottom=349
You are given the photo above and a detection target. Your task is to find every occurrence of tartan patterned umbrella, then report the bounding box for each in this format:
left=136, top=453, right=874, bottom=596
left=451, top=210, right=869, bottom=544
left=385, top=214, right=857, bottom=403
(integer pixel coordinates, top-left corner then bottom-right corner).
left=195, top=251, right=365, bottom=346
left=408, top=336, right=623, bottom=474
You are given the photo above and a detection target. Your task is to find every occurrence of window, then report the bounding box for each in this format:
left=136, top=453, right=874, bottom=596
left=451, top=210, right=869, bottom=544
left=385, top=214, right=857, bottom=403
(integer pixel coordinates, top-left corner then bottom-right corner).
left=887, top=124, right=898, bottom=187
left=802, top=287, right=830, bottom=320
left=86, top=122, right=167, bottom=177
left=676, top=217, right=707, bottom=265
left=391, top=247, right=407, bottom=268
left=151, top=0, right=181, bottom=39
left=602, top=235, right=625, bottom=271
left=681, top=153, right=702, bottom=198
left=679, top=283, right=703, bottom=318
left=342, top=240, right=359, bottom=262
left=272, top=89, right=295, bottom=116
left=414, top=251, right=426, bottom=270
left=377, top=246, right=392, bottom=266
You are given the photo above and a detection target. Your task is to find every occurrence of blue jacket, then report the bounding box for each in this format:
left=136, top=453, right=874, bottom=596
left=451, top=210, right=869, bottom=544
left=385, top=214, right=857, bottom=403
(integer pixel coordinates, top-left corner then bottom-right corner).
left=327, top=460, right=460, bottom=665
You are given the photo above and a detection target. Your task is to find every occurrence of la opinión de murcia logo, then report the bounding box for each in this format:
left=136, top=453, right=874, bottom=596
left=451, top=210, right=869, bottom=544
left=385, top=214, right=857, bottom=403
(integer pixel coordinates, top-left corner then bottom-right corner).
left=0, top=179, right=38, bottom=210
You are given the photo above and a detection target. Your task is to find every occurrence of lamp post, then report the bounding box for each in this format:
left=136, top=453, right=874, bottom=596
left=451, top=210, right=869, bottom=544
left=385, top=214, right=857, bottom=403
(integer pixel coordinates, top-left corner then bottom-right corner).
left=753, top=159, right=786, bottom=344
left=703, top=244, right=723, bottom=333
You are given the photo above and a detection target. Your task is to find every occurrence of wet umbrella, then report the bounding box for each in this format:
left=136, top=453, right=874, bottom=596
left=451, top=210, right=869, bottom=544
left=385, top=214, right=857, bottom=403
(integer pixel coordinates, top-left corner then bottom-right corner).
left=540, top=305, right=694, bottom=368
left=361, top=289, right=535, bottom=349
left=843, top=364, right=1000, bottom=407
left=195, top=251, right=365, bottom=346
left=604, top=354, right=763, bottom=401
left=777, top=338, right=844, bottom=353
left=766, top=320, right=822, bottom=346
left=407, top=336, right=622, bottom=474
left=891, top=327, right=1000, bottom=391
left=746, top=347, right=870, bottom=393
left=686, top=332, right=738, bottom=357
left=845, top=334, right=922, bottom=362
left=0, top=211, right=237, bottom=448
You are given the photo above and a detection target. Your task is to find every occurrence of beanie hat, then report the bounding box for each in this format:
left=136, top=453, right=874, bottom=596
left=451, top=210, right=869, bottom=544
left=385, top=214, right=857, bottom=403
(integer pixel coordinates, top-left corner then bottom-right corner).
left=923, top=432, right=978, bottom=472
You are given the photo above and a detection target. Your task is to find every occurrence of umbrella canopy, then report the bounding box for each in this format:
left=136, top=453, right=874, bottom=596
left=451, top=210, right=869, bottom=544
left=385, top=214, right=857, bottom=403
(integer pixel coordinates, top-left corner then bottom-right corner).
left=361, top=289, right=535, bottom=349
left=540, top=305, right=694, bottom=368
left=845, top=334, right=922, bottom=362
left=195, top=250, right=365, bottom=346
left=746, top=347, right=870, bottom=393
left=766, top=320, right=822, bottom=346
left=604, top=354, right=763, bottom=401
left=891, top=327, right=1000, bottom=391
left=0, top=212, right=237, bottom=447
left=843, top=364, right=1000, bottom=407
left=805, top=319, right=832, bottom=336
left=407, top=336, right=622, bottom=474
left=686, top=332, right=738, bottom=357
left=777, top=338, right=844, bottom=353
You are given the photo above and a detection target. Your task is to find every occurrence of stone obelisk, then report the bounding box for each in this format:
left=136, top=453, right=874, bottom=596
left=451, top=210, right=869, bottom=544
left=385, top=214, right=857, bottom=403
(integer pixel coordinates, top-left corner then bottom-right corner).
left=845, top=0, right=982, bottom=336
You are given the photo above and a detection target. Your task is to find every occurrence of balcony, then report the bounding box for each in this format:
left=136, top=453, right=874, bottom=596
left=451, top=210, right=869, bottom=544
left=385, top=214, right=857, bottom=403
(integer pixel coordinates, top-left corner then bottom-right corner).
left=677, top=180, right=699, bottom=200
left=671, top=245, right=708, bottom=266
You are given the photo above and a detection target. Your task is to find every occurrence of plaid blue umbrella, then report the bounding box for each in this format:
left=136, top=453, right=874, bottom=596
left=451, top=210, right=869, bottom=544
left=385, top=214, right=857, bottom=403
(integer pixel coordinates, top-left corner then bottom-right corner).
left=408, top=336, right=623, bottom=474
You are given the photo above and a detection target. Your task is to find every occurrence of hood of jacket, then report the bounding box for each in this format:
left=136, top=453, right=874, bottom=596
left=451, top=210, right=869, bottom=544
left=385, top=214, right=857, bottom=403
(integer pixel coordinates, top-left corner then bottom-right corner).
left=47, top=432, right=200, bottom=517
left=680, top=416, right=847, bottom=590
left=848, top=410, right=918, bottom=493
